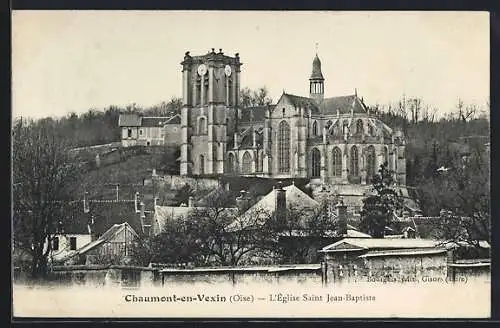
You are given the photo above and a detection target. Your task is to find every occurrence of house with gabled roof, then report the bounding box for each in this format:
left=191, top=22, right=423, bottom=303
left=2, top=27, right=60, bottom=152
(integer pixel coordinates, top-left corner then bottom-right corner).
left=47, top=192, right=154, bottom=264
left=318, top=237, right=454, bottom=284
left=119, top=113, right=181, bottom=147
left=227, top=182, right=371, bottom=264
left=71, top=222, right=139, bottom=265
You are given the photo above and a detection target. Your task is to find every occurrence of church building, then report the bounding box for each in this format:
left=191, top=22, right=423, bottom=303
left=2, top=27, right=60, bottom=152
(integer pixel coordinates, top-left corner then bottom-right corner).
left=179, top=48, right=406, bottom=187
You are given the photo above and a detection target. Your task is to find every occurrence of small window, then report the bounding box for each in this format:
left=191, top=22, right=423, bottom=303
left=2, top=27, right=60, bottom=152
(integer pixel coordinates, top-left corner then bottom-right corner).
left=52, top=237, right=59, bottom=251
left=139, top=130, right=143, bottom=135
left=282, top=108, right=285, bottom=117
left=198, top=117, right=207, bottom=135
left=127, top=129, right=132, bottom=138
left=69, top=237, right=77, bottom=250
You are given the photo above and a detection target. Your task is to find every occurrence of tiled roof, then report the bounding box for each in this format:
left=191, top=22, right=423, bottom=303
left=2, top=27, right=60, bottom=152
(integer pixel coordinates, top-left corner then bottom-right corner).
left=118, top=114, right=142, bottom=127
left=77, top=222, right=138, bottom=255
left=57, top=200, right=143, bottom=237
left=88, top=201, right=141, bottom=237
left=251, top=184, right=319, bottom=213
left=320, top=237, right=444, bottom=253
left=240, top=106, right=268, bottom=123
left=319, top=95, right=366, bottom=115
left=230, top=184, right=320, bottom=231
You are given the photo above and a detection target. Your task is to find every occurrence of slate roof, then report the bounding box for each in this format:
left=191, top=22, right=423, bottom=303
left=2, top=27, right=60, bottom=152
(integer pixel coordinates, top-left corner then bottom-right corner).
left=118, top=114, right=179, bottom=128
left=283, top=93, right=319, bottom=110
left=118, top=114, right=142, bottom=127
left=310, top=54, right=324, bottom=80
left=319, top=95, right=367, bottom=115
left=165, top=114, right=181, bottom=124
left=279, top=93, right=368, bottom=115
left=141, top=117, right=171, bottom=127
left=240, top=106, right=268, bottom=123
left=319, top=238, right=445, bottom=253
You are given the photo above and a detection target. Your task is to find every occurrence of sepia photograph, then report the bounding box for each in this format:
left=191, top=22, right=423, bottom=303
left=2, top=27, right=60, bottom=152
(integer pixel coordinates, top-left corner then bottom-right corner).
left=11, top=10, right=490, bottom=318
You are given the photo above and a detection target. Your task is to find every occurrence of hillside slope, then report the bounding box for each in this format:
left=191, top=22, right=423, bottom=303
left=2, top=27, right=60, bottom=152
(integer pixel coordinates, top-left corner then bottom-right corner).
left=73, top=146, right=180, bottom=206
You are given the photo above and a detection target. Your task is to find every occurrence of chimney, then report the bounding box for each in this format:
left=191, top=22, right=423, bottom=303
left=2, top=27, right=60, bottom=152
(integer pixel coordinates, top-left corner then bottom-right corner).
left=188, top=196, right=194, bottom=207
left=275, top=181, right=286, bottom=224
left=134, top=192, right=140, bottom=213
left=335, top=198, right=348, bottom=237
left=83, top=191, right=90, bottom=213
left=236, top=190, right=249, bottom=214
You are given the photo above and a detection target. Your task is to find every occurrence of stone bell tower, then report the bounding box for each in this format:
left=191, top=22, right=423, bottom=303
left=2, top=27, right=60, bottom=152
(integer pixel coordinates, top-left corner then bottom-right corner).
left=309, top=53, right=325, bottom=104
left=180, top=49, right=242, bottom=176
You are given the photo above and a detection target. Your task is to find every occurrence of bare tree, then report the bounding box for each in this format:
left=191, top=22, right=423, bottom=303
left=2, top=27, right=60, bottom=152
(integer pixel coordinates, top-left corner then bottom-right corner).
left=131, top=189, right=272, bottom=267
left=240, top=86, right=273, bottom=108
left=417, top=144, right=490, bottom=247
left=12, top=118, right=80, bottom=279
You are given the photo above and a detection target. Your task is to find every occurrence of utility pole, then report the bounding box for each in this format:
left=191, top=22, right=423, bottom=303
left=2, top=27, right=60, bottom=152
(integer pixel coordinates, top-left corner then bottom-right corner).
left=116, top=184, right=119, bottom=201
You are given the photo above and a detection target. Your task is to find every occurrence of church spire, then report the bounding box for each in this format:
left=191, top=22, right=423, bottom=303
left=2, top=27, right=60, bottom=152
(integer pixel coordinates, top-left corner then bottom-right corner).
left=309, top=52, right=325, bottom=103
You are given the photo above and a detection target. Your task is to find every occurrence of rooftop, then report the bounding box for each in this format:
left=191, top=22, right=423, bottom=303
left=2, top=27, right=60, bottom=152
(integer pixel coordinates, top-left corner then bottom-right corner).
left=319, top=237, right=446, bottom=253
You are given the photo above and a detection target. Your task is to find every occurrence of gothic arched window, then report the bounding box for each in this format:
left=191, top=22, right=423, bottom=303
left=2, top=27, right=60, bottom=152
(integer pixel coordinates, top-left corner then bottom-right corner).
left=227, top=153, right=235, bottom=174
left=366, top=146, right=376, bottom=184
left=198, top=117, right=207, bottom=135
left=368, top=123, right=375, bottom=136
left=332, top=147, right=342, bottom=176
left=311, top=148, right=321, bottom=178
left=350, top=146, right=359, bottom=177
left=199, top=155, right=205, bottom=175
left=356, top=119, right=364, bottom=135
left=242, top=151, right=252, bottom=174
left=312, top=121, right=318, bottom=136
left=278, top=121, right=290, bottom=173
left=332, top=121, right=339, bottom=135
left=343, top=120, right=349, bottom=135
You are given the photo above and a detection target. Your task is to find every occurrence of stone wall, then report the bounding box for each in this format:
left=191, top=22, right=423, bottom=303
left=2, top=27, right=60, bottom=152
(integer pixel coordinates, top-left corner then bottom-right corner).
left=448, top=263, right=491, bottom=283
left=323, top=251, right=449, bottom=285
left=152, top=175, right=220, bottom=191
left=161, top=267, right=324, bottom=287
left=44, top=266, right=160, bottom=288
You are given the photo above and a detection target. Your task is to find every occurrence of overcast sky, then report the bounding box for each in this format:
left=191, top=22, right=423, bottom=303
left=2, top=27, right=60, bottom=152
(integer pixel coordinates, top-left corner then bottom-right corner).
left=12, top=11, right=489, bottom=119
